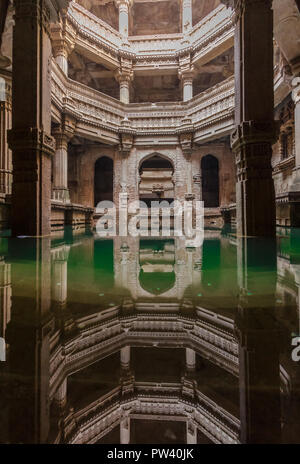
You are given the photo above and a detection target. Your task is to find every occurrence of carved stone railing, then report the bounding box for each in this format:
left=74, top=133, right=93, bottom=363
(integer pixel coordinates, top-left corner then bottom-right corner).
left=129, top=34, right=183, bottom=54
left=68, top=1, right=122, bottom=52
left=189, top=4, right=234, bottom=61
left=49, top=306, right=239, bottom=398
left=51, top=61, right=235, bottom=142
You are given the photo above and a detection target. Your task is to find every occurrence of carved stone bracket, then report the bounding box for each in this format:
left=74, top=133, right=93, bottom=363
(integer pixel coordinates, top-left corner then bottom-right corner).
left=178, top=116, right=194, bottom=156
left=119, top=117, right=134, bottom=153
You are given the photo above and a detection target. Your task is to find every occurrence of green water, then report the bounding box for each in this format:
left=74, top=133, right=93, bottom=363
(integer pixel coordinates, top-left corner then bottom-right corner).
left=0, top=227, right=300, bottom=444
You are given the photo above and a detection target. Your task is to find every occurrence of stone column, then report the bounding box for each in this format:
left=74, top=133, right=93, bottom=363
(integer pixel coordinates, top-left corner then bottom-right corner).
left=116, top=0, right=132, bottom=37
left=8, top=0, right=59, bottom=237
left=186, top=420, right=197, bottom=444
left=115, top=69, right=133, bottom=104
left=179, top=55, right=194, bottom=102
left=0, top=76, right=12, bottom=196
left=182, top=0, right=193, bottom=33
left=181, top=72, right=194, bottom=102
left=52, top=116, right=76, bottom=203
left=222, top=0, right=277, bottom=237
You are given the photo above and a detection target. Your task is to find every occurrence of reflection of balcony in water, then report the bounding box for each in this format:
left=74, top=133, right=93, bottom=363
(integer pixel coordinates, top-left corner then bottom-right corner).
left=139, top=240, right=176, bottom=296
left=1, top=230, right=300, bottom=444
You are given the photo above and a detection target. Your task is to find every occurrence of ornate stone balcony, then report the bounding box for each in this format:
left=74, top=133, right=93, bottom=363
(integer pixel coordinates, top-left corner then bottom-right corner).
left=49, top=305, right=239, bottom=398
left=51, top=61, right=235, bottom=144
left=67, top=1, right=234, bottom=71
left=62, top=382, right=240, bottom=444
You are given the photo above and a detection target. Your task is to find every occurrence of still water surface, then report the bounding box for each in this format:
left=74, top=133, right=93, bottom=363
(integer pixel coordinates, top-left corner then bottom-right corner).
left=0, top=227, right=300, bottom=444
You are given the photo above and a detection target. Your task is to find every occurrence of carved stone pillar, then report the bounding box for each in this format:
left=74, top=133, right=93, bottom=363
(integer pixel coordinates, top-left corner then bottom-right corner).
left=115, top=0, right=132, bottom=37
left=179, top=55, right=194, bottom=102
left=222, top=0, right=277, bottom=237
left=181, top=73, right=194, bottom=102
left=8, top=0, right=60, bottom=237
left=51, top=14, right=76, bottom=75
left=115, top=67, right=133, bottom=104
left=0, top=76, right=12, bottom=196
left=52, top=116, right=76, bottom=203
left=182, top=0, right=193, bottom=33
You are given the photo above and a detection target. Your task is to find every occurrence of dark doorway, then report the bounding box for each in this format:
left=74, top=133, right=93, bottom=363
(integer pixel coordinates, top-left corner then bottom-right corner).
left=139, top=154, right=174, bottom=206
left=94, top=156, right=113, bottom=206
left=201, top=155, right=219, bottom=207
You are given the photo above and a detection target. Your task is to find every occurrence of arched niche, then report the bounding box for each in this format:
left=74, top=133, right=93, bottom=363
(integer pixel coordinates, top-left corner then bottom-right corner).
left=139, top=154, right=174, bottom=206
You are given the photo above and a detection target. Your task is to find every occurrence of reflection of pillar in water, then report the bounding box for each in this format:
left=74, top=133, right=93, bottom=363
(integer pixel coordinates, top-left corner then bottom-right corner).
left=186, top=420, right=197, bottom=444
left=8, top=238, right=52, bottom=443
left=236, top=237, right=281, bottom=444
left=120, top=416, right=130, bottom=444
left=186, top=348, right=196, bottom=371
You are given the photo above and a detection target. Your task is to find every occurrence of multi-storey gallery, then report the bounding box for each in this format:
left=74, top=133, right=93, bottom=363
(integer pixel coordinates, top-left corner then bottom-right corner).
left=0, top=0, right=300, bottom=446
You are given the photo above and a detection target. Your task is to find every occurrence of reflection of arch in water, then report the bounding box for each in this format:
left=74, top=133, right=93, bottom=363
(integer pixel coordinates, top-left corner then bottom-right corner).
left=94, top=156, right=114, bottom=206
left=139, top=239, right=176, bottom=296
left=201, top=155, right=219, bottom=208
left=139, top=154, right=174, bottom=205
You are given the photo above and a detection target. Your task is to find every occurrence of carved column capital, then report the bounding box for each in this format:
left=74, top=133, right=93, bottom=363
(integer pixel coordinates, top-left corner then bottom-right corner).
left=114, top=68, right=134, bottom=84
left=115, top=0, right=133, bottom=8
left=52, top=115, right=77, bottom=149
